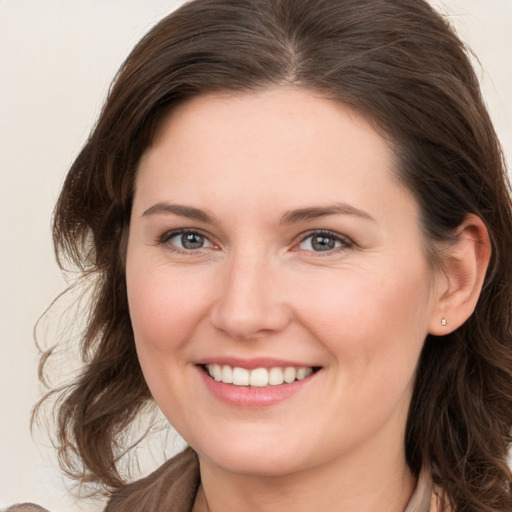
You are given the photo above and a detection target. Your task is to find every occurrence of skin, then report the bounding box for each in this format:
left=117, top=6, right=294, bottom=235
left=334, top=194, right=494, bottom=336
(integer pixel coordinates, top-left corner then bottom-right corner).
left=125, top=87, right=489, bottom=512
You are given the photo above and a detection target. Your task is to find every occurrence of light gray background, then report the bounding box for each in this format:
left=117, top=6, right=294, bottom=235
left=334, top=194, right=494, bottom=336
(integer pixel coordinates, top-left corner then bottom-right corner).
left=1, top=1, right=511, bottom=510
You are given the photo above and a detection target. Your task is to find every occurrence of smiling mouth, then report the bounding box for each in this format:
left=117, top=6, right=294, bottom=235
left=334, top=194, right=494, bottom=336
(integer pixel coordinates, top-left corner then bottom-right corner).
left=202, top=364, right=320, bottom=387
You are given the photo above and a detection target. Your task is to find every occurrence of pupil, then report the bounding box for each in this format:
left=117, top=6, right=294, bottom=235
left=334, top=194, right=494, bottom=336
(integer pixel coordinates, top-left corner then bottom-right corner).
left=312, top=235, right=335, bottom=251
left=182, top=233, right=204, bottom=249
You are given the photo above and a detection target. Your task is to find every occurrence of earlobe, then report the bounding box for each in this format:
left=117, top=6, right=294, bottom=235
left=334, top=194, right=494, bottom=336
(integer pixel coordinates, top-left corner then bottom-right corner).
left=428, top=214, right=491, bottom=336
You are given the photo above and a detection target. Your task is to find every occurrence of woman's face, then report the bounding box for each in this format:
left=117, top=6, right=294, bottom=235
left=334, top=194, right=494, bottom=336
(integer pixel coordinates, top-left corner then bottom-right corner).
left=126, top=87, right=441, bottom=477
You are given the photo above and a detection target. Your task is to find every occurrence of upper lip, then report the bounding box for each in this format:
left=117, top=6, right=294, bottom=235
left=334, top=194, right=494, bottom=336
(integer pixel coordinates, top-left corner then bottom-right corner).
left=195, top=357, right=319, bottom=370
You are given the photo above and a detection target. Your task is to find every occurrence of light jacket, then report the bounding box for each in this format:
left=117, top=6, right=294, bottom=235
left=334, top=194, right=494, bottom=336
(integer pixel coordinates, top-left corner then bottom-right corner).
left=6, top=447, right=435, bottom=512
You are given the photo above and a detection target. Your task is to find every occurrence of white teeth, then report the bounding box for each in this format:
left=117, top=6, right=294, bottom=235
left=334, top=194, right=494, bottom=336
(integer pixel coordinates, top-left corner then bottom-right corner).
left=249, top=368, right=269, bottom=387
left=283, top=366, right=296, bottom=383
left=221, top=365, right=233, bottom=384
left=232, top=367, right=250, bottom=386
left=212, top=364, right=222, bottom=382
left=296, top=367, right=313, bottom=380
left=268, top=367, right=284, bottom=385
left=205, top=364, right=314, bottom=387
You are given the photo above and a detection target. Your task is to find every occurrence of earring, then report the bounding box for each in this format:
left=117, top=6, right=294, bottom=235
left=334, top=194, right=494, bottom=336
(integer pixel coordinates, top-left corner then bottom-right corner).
left=441, top=318, right=447, bottom=326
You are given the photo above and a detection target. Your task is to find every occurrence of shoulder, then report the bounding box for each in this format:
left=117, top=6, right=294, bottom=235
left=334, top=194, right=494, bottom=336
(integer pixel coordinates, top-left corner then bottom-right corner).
left=104, top=447, right=200, bottom=512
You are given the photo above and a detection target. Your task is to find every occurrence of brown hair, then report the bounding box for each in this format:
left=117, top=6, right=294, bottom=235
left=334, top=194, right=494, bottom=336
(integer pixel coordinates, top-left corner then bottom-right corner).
left=40, top=0, right=512, bottom=510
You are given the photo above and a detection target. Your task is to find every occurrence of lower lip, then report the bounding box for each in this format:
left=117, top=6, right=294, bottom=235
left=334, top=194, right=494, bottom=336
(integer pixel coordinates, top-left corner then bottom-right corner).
left=197, top=367, right=317, bottom=408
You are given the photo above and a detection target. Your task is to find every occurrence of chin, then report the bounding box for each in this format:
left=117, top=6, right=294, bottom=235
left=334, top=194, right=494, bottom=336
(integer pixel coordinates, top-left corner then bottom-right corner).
left=203, top=449, right=304, bottom=477
left=189, top=429, right=311, bottom=477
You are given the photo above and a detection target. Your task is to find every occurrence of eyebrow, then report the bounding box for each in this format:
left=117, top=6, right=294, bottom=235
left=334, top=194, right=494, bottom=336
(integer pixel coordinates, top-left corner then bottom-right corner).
left=141, top=202, right=214, bottom=223
left=280, top=203, right=376, bottom=224
left=141, top=201, right=375, bottom=225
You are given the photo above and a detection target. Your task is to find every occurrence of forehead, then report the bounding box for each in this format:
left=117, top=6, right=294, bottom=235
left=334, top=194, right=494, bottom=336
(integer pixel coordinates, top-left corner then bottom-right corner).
left=135, top=86, right=415, bottom=222
left=151, top=87, right=386, bottom=154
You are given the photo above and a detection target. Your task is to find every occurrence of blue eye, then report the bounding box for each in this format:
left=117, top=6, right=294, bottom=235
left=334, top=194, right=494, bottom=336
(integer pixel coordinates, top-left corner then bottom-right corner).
left=298, top=231, right=350, bottom=252
left=164, top=230, right=213, bottom=250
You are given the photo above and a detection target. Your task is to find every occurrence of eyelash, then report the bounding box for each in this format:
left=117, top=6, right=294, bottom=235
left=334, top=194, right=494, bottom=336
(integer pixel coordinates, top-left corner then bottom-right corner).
left=158, top=229, right=354, bottom=255
left=294, top=230, right=354, bottom=255
left=159, top=228, right=216, bottom=253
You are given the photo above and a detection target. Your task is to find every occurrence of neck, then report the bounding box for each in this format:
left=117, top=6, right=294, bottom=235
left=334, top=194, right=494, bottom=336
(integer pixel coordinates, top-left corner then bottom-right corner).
left=193, top=446, right=416, bottom=512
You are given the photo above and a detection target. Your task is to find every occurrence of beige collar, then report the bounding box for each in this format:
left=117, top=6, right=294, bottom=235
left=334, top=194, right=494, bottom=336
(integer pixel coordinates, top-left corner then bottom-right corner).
left=403, top=467, right=434, bottom=512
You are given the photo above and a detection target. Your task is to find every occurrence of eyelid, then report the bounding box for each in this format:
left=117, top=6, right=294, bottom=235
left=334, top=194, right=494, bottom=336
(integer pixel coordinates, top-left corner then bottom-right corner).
left=156, top=228, right=353, bottom=254
left=293, top=229, right=354, bottom=253
left=159, top=228, right=218, bottom=252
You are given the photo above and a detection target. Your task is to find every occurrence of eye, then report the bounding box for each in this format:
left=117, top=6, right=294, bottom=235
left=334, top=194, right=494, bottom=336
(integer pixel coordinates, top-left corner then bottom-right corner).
left=163, top=230, right=214, bottom=251
left=297, top=231, right=352, bottom=252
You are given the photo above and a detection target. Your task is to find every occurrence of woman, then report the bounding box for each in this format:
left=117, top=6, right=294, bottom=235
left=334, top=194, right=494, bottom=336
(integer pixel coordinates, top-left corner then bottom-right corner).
left=8, top=0, right=512, bottom=510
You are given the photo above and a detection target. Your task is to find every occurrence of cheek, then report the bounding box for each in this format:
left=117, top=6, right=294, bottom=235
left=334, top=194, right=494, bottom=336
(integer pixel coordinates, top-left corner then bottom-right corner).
left=125, top=257, right=215, bottom=416
left=126, top=260, right=212, bottom=352
left=292, top=261, right=432, bottom=379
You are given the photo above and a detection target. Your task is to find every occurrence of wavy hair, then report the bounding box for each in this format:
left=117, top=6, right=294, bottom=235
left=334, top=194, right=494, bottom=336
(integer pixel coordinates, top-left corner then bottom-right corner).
left=38, top=0, right=512, bottom=510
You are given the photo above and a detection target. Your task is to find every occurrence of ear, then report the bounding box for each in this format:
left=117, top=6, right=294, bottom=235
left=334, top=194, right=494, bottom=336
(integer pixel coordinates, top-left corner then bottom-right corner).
left=428, top=214, right=491, bottom=336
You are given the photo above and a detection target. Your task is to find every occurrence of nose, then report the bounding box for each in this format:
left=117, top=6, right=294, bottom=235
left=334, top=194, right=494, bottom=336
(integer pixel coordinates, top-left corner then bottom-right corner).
left=209, top=253, right=291, bottom=341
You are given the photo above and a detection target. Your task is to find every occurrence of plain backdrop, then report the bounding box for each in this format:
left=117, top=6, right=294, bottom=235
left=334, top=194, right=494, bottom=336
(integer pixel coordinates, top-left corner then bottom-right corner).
left=1, top=1, right=511, bottom=510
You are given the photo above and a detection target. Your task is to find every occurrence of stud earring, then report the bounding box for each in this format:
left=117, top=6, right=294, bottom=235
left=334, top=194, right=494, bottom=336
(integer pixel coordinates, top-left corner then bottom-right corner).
left=441, top=317, right=447, bottom=326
